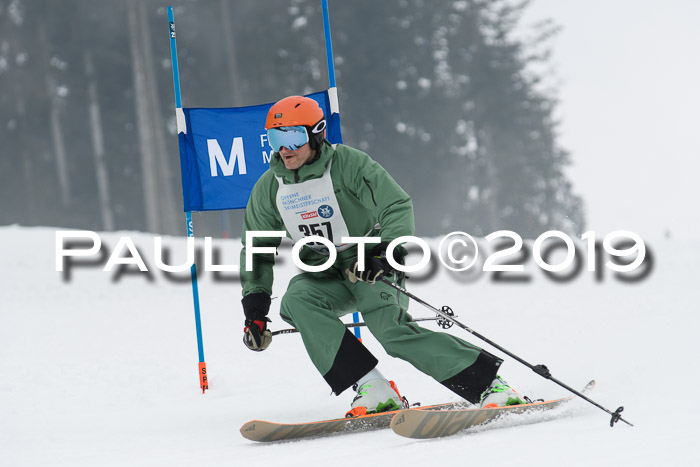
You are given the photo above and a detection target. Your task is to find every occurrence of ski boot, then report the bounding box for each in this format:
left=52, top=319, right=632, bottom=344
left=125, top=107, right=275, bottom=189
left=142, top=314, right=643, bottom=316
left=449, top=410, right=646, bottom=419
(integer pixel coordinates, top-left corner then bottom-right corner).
left=345, top=379, right=407, bottom=418
left=480, top=376, right=527, bottom=408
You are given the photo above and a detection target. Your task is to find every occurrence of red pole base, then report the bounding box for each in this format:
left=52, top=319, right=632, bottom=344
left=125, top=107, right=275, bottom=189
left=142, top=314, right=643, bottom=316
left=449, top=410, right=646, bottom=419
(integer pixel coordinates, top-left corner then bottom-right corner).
left=199, top=362, right=208, bottom=393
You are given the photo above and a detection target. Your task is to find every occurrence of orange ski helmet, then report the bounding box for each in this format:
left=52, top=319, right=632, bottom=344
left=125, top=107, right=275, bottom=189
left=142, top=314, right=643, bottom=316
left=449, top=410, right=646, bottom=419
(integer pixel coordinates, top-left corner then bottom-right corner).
left=265, top=96, right=327, bottom=150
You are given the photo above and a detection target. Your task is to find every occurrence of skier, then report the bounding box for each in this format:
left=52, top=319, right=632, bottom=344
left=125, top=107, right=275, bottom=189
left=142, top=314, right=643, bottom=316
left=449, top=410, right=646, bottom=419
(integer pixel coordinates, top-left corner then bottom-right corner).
left=240, top=95, right=525, bottom=416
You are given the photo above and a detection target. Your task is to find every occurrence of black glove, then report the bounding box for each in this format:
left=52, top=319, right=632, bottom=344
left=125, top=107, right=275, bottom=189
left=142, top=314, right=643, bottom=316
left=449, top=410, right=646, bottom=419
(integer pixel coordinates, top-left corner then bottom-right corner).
left=345, top=242, right=399, bottom=285
left=242, top=292, right=272, bottom=351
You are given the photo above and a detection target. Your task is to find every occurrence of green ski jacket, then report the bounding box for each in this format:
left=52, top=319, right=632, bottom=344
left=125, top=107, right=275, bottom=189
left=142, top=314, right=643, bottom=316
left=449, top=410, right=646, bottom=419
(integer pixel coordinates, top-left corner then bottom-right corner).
left=240, top=140, right=414, bottom=296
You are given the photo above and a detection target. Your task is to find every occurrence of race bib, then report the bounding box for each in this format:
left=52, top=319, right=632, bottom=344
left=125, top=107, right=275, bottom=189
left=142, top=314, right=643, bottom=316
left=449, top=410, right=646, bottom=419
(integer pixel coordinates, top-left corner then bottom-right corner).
left=275, top=158, right=351, bottom=255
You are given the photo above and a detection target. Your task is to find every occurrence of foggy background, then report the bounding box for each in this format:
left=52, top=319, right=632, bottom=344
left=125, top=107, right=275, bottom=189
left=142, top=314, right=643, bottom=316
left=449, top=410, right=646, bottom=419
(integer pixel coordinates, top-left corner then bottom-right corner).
left=0, top=0, right=695, bottom=241
left=520, top=0, right=700, bottom=241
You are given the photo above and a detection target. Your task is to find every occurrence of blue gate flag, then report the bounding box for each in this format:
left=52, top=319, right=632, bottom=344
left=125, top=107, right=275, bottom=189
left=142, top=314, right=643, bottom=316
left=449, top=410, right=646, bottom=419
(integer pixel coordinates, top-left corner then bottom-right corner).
left=177, top=89, right=342, bottom=212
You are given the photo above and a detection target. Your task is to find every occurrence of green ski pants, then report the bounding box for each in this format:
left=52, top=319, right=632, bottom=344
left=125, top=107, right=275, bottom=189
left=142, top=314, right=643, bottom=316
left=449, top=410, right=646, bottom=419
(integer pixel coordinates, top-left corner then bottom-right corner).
left=279, top=269, right=500, bottom=400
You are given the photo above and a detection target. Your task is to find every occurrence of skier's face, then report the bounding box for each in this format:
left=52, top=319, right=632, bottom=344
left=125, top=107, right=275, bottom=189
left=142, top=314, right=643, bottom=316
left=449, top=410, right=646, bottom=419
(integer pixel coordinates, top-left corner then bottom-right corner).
left=279, top=143, right=316, bottom=170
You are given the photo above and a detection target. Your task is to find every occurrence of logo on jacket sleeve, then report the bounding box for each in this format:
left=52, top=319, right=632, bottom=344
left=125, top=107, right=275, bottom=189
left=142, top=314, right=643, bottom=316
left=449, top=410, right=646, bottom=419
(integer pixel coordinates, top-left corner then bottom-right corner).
left=318, top=205, right=334, bottom=218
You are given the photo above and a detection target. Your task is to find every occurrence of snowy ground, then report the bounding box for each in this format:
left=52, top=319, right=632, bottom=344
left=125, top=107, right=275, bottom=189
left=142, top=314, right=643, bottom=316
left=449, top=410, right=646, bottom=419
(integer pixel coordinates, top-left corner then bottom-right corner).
left=1, top=225, right=697, bottom=466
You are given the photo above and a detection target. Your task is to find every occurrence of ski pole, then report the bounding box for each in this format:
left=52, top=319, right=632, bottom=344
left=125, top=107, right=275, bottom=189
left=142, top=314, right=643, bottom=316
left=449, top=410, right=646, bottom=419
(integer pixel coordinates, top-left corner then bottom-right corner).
left=380, top=278, right=633, bottom=428
left=271, top=316, right=448, bottom=337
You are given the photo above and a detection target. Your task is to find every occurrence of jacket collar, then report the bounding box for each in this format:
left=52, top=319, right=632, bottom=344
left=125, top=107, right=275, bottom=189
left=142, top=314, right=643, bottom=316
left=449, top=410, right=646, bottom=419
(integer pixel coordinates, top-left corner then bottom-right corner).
left=269, top=140, right=334, bottom=183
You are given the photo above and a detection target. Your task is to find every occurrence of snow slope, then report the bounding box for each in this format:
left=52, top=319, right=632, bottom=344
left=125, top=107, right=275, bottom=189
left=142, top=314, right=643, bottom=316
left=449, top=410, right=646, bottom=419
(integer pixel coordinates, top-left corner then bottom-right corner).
left=1, top=225, right=697, bottom=466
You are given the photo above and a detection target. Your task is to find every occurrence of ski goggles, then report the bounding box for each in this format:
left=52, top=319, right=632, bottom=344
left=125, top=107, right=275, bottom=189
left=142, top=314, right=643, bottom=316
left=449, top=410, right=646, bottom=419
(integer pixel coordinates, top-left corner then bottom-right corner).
left=267, top=126, right=309, bottom=152
left=267, top=120, right=326, bottom=152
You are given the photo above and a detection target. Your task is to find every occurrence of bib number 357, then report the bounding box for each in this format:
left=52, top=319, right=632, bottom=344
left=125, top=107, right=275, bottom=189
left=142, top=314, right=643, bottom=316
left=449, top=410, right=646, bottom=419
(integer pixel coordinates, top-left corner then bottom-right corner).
left=298, top=222, right=334, bottom=243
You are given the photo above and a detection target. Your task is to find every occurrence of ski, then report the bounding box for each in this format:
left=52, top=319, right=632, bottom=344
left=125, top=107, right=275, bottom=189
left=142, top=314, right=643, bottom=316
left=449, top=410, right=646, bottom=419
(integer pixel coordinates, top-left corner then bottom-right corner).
left=390, top=380, right=596, bottom=439
left=240, top=401, right=469, bottom=442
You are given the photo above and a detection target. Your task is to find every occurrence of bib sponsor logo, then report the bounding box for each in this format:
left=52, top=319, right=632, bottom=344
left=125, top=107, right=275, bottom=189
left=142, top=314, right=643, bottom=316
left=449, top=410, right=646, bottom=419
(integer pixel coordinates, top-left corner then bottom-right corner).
left=318, top=205, right=334, bottom=219
left=301, top=211, right=319, bottom=220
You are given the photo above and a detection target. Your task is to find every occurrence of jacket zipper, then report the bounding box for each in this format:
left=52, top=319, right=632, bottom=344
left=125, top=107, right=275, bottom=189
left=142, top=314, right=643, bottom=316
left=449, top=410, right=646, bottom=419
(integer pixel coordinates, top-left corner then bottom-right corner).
left=363, top=177, right=377, bottom=206
left=294, top=169, right=300, bottom=183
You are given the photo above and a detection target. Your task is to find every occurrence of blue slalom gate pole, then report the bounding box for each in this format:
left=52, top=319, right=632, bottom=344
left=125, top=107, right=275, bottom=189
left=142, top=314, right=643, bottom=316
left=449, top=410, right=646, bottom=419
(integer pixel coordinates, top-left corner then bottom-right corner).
left=322, top=0, right=337, bottom=89
left=167, top=6, right=208, bottom=393
left=321, top=0, right=362, bottom=341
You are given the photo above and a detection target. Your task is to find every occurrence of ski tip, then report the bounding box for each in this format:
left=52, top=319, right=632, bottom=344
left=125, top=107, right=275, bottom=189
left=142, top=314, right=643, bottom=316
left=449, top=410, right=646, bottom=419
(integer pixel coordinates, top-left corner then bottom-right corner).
left=239, top=420, right=273, bottom=441
left=240, top=421, right=257, bottom=439
left=584, top=379, right=596, bottom=392
left=389, top=409, right=423, bottom=436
